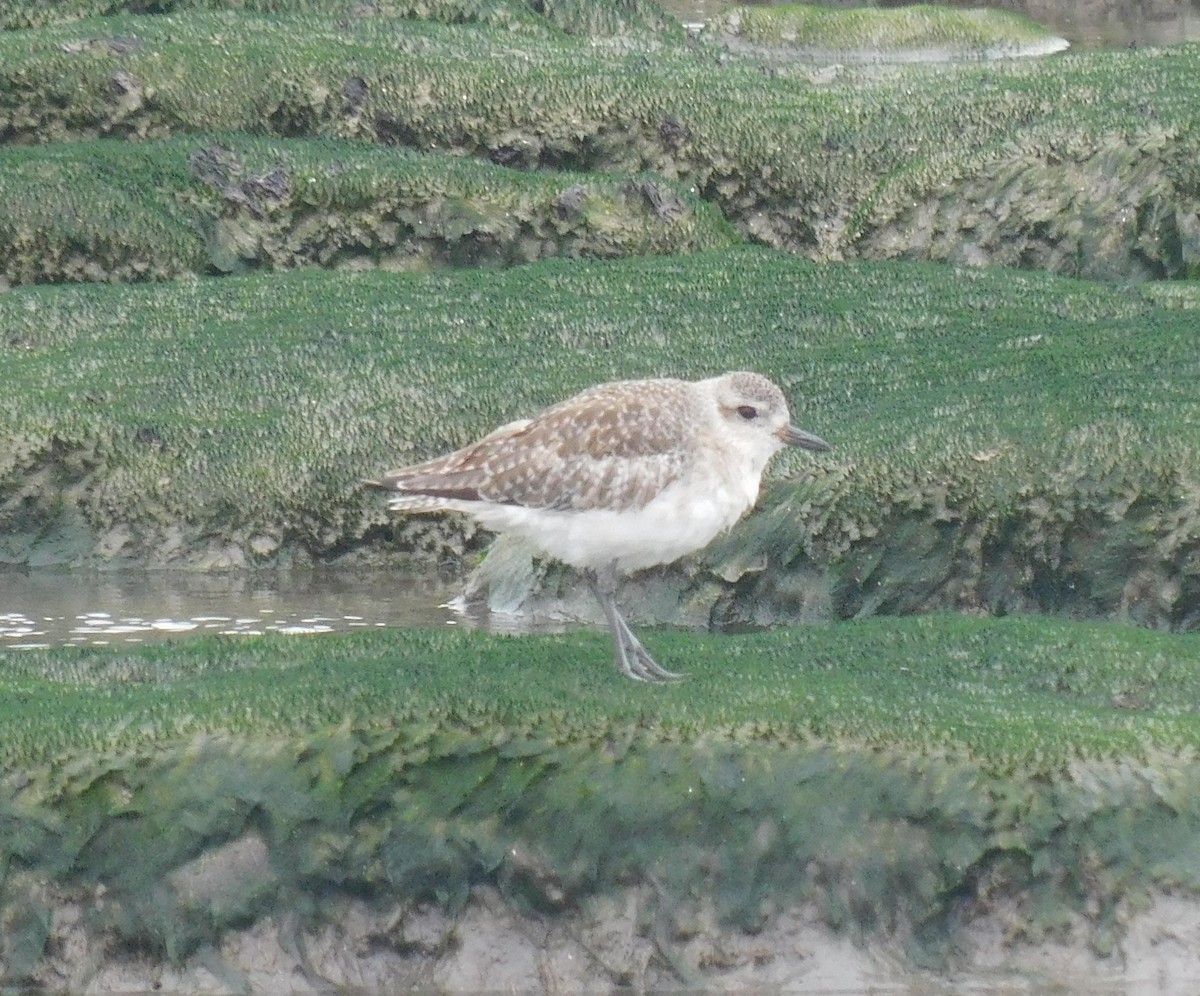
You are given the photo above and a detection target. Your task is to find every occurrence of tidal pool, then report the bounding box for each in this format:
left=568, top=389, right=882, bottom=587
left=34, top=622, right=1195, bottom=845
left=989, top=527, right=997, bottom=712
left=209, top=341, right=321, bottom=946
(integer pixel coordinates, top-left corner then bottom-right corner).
left=660, top=0, right=1200, bottom=49
left=0, top=567, right=464, bottom=650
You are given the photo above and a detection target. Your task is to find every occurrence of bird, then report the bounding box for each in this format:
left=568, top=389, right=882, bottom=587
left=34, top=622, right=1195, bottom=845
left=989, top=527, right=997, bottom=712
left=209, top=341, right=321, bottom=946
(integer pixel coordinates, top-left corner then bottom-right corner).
left=367, top=372, right=830, bottom=682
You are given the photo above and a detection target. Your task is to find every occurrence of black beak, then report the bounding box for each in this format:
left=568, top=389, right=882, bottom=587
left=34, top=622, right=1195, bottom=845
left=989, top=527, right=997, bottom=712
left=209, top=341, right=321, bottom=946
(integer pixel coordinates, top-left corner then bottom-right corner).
left=775, top=424, right=831, bottom=452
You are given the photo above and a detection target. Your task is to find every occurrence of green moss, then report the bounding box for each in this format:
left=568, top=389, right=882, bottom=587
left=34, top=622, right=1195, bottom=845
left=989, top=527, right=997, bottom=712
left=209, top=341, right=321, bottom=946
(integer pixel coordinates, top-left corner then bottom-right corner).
left=0, top=0, right=670, bottom=36
left=0, top=2, right=1195, bottom=978
left=0, top=249, right=1195, bottom=620
left=0, top=11, right=1195, bottom=278
left=2, top=617, right=1200, bottom=970
left=0, top=135, right=732, bottom=286
left=1138, top=280, right=1200, bottom=309
left=3, top=614, right=1200, bottom=771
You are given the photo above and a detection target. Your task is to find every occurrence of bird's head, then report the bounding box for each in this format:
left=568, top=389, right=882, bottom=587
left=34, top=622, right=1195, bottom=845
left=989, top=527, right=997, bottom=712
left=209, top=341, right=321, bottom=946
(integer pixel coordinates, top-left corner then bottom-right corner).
left=710, top=371, right=830, bottom=462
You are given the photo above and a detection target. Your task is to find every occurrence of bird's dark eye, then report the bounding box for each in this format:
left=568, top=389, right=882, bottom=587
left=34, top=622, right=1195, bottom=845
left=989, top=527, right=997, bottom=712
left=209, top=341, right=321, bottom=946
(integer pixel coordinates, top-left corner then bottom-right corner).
left=736, top=405, right=758, bottom=420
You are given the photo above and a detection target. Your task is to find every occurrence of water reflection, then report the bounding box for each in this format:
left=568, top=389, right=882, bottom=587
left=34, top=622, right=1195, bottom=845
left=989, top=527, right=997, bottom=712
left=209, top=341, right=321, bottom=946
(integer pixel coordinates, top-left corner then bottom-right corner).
left=659, top=0, right=1200, bottom=49
left=0, top=568, right=460, bottom=650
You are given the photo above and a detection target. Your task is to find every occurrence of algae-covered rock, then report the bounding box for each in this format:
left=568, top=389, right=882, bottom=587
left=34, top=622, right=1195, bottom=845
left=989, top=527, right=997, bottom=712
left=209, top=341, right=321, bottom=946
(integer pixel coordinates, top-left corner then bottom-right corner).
left=3, top=618, right=1200, bottom=987
left=0, top=0, right=674, bottom=36
left=1, top=251, right=1196, bottom=631
left=0, top=135, right=733, bottom=287
left=1, top=2, right=1198, bottom=990
left=0, top=9, right=1196, bottom=279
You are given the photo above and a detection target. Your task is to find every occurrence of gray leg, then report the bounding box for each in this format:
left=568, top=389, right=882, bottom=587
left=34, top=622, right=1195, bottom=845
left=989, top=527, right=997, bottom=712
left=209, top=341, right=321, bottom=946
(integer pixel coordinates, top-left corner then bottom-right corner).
left=585, top=573, right=683, bottom=682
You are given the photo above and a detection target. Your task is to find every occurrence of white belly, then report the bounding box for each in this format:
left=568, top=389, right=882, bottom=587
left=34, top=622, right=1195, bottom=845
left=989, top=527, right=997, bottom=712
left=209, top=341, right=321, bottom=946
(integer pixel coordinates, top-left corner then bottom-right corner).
left=473, top=470, right=761, bottom=574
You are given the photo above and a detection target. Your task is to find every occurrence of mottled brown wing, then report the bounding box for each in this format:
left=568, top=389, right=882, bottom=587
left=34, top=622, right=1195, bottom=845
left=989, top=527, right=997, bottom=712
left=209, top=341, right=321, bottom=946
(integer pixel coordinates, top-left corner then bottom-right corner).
left=370, top=419, right=531, bottom=502
left=376, top=380, right=699, bottom=512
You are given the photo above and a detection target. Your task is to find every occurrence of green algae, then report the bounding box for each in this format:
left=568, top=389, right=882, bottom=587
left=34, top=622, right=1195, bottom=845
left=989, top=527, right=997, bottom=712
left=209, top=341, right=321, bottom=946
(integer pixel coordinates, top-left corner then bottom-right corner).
left=1138, top=279, right=1200, bottom=309
left=2, top=617, right=1200, bottom=977
left=0, top=0, right=1195, bottom=981
left=3, top=615, right=1200, bottom=771
left=0, top=249, right=1196, bottom=629
left=0, top=10, right=1196, bottom=278
left=0, top=135, right=732, bottom=287
left=0, top=0, right=672, bottom=36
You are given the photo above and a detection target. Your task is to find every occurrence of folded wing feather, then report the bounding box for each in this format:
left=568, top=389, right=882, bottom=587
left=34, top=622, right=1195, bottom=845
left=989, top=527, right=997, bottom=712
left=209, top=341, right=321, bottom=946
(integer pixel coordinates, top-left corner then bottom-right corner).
left=373, top=380, right=697, bottom=513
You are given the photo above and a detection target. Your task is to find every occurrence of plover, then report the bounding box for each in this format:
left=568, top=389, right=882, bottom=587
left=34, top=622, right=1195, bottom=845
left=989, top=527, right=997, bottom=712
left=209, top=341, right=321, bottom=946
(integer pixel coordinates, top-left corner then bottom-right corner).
left=368, top=372, right=830, bottom=682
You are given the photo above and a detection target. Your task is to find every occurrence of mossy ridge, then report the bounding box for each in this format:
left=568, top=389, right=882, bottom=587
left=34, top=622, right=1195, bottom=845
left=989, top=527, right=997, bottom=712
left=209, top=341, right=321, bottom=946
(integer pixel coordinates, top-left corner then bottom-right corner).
left=1, top=246, right=1196, bottom=582
left=7, top=732, right=1198, bottom=974
left=0, top=0, right=673, bottom=37
left=0, top=134, right=733, bottom=287
left=1, top=13, right=1197, bottom=279
left=3, top=618, right=1200, bottom=972
left=717, top=409, right=1200, bottom=631
left=0, top=139, right=203, bottom=287
left=1138, top=279, right=1200, bottom=310
left=2, top=615, right=1200, bottom=774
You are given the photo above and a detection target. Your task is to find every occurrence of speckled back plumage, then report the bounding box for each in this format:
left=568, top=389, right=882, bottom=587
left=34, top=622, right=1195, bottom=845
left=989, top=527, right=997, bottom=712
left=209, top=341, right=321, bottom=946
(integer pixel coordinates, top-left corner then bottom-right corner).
left=376, top=377, right=707, bottom=514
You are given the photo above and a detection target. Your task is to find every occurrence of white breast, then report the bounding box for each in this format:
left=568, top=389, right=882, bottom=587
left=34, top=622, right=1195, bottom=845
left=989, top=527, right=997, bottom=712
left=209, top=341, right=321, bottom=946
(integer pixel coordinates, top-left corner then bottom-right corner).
left=473, top=450, right=763, bottom=573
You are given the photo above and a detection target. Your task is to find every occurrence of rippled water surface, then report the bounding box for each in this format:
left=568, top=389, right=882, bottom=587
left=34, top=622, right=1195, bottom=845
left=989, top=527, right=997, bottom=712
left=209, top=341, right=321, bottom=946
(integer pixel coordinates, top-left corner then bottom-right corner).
left=660, top=0, right=1200, bottom=48
left=0, top=568, right=460, bottom=650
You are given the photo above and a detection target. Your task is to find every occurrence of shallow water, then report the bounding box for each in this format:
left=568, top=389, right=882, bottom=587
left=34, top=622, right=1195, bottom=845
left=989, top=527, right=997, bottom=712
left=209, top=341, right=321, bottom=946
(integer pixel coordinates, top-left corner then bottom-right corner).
left=0, top=567, right=462, bottom=650
left=661, top=0, right=1200, bottom=49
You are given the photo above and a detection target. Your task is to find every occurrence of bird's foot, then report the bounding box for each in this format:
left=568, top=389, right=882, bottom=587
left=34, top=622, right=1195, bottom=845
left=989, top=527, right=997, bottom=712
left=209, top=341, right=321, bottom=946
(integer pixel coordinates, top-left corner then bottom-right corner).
left=613, top=617, right=684, bottom=683
left=587, top=570, right=684, bottom=683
